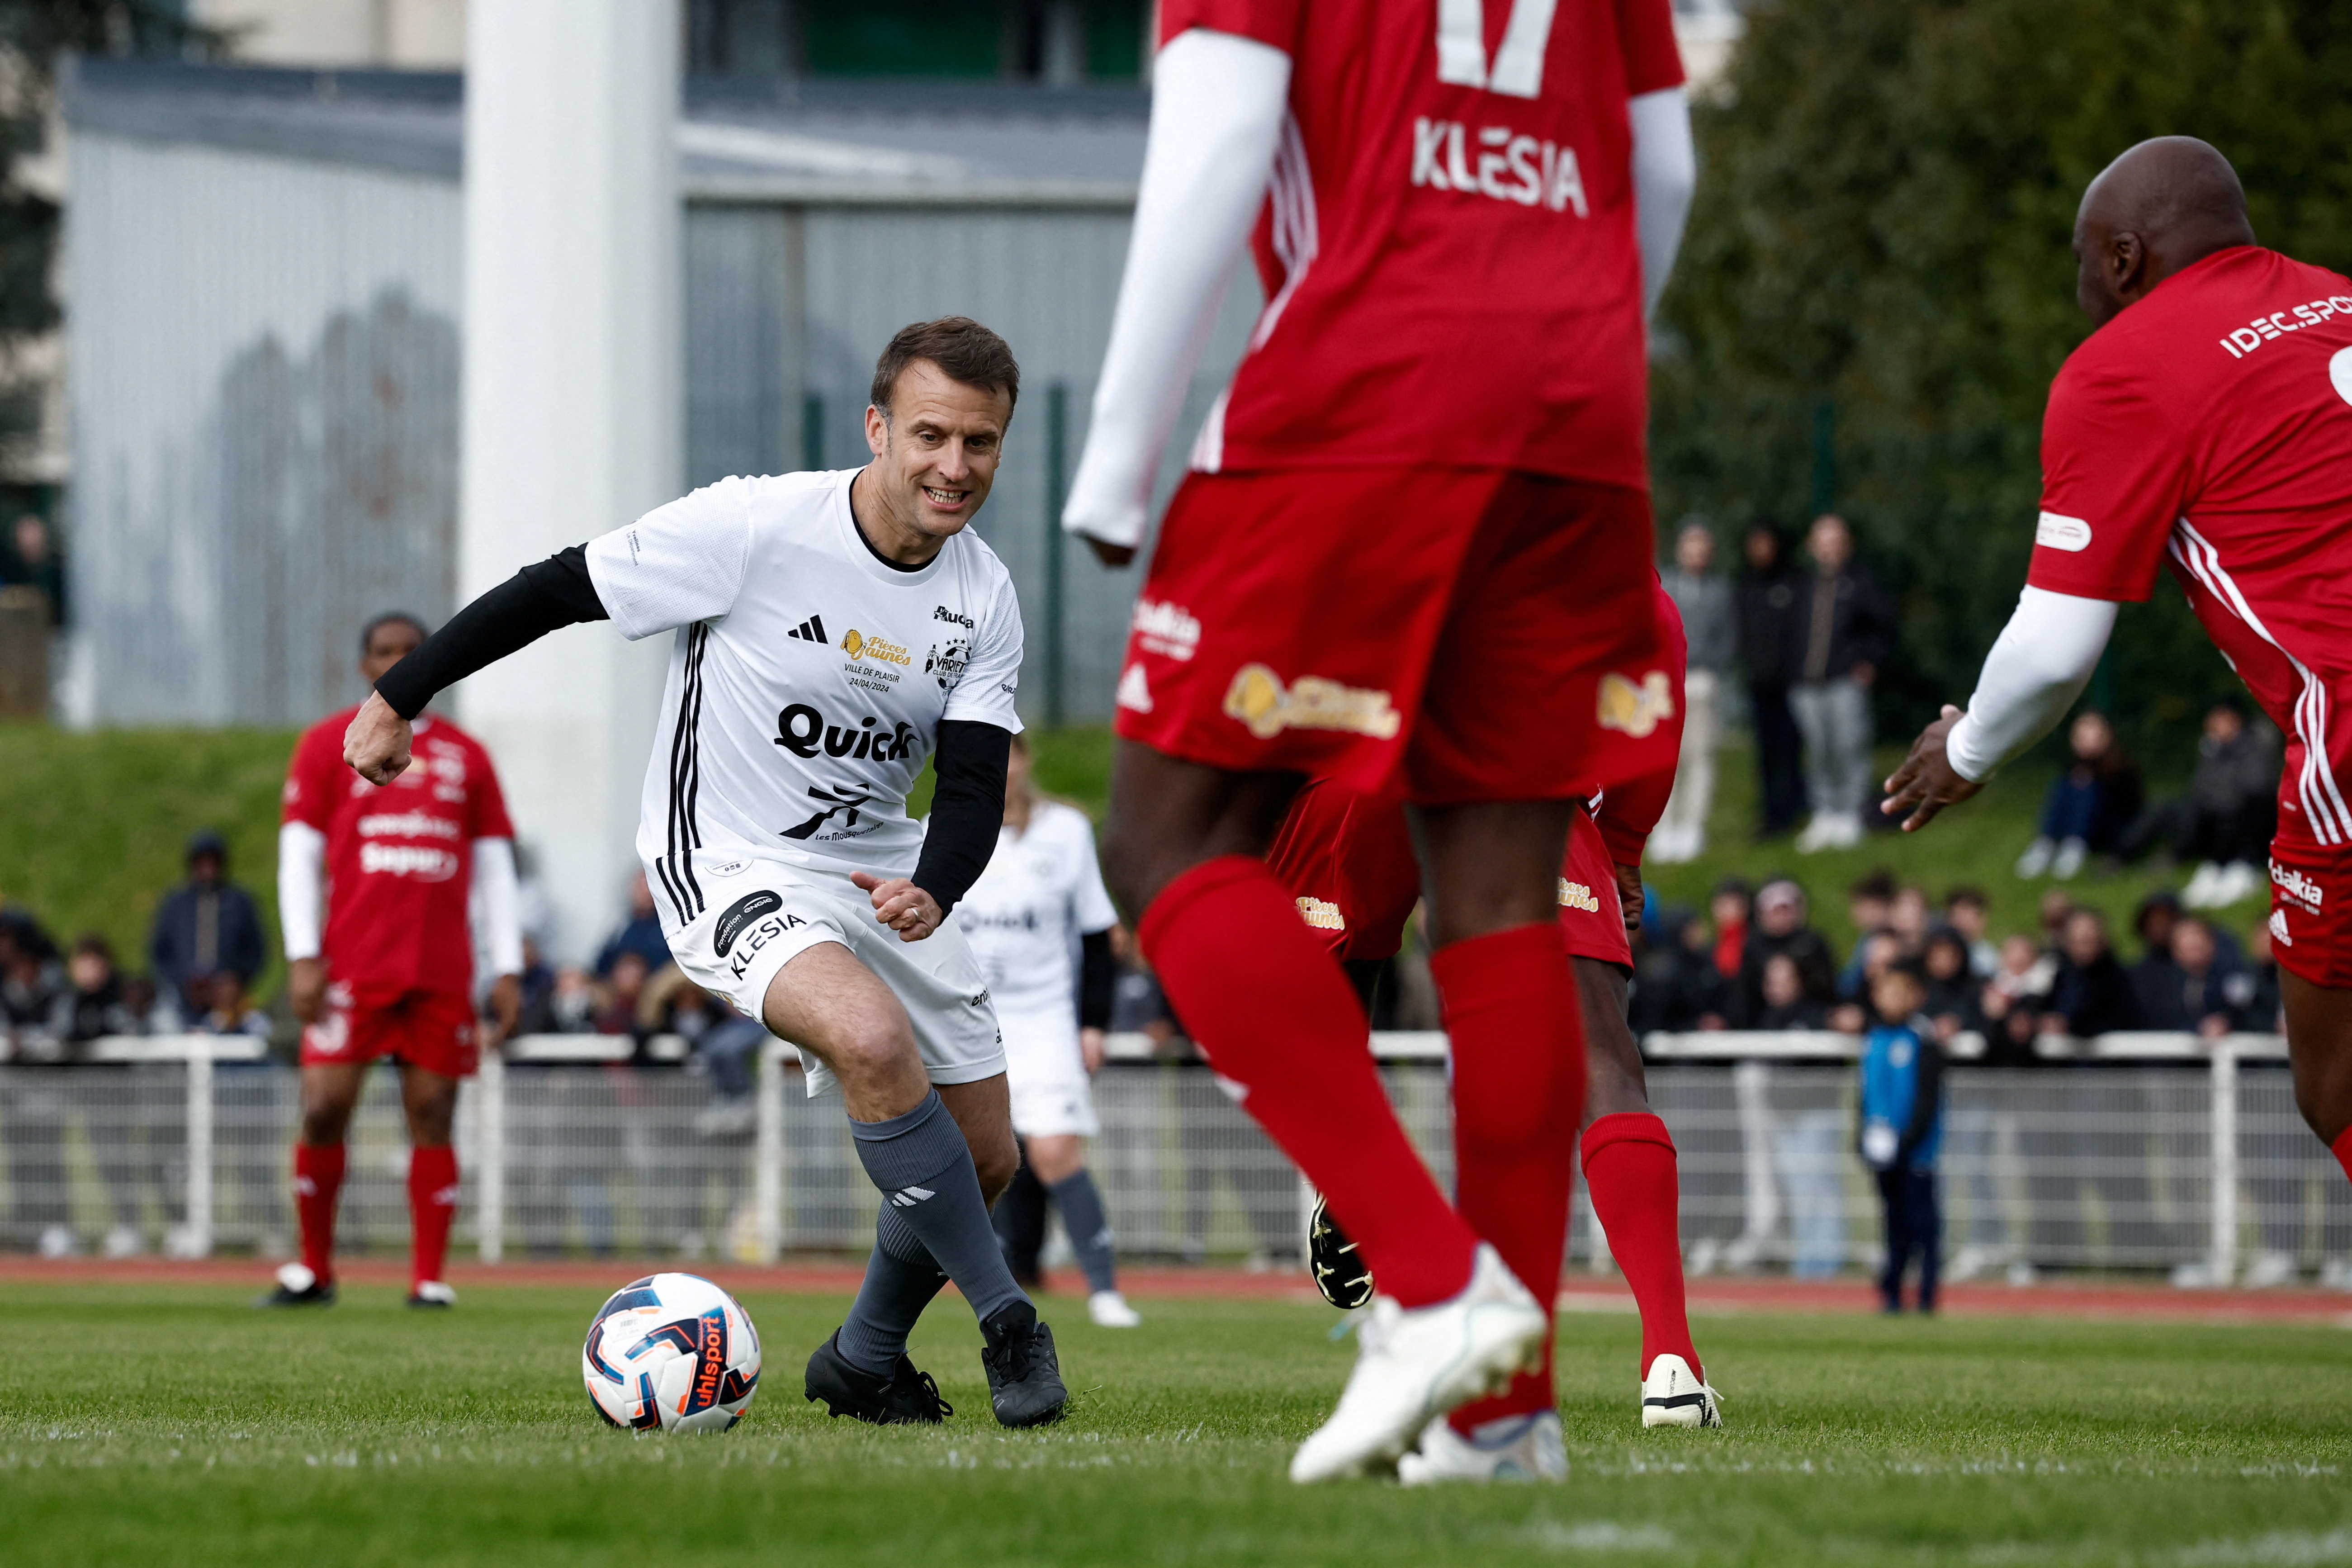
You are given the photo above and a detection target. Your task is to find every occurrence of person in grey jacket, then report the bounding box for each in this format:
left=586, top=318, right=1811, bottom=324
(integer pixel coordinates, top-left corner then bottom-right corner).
left=1655, top=520, right=1736, bottom=862
left=1791, top=515, right=1897, bottom=852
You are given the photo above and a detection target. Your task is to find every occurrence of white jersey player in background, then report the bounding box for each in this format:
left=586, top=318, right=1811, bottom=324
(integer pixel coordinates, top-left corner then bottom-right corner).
left=961, top=733, right=1139, bottom=1328
left=341, top=317, right=1070, bottom=1430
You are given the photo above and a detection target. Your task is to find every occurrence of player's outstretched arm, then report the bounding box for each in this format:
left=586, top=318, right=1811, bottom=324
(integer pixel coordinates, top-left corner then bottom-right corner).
left=1061, top=28, right=1290, bottom=565
left=1882, top=585, right=2117, bottom=831
left=1628, top=87, right=1696, bottom=321
left=345, top=545, right=610, bottom=784
left=855, top=720, right=1016, bottom=942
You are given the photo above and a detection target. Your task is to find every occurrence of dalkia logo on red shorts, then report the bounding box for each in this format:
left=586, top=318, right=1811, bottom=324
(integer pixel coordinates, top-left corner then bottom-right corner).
left=1132, top=599, right=1201, bottom=661
left=2272, top=859, right=2324, bottom=912
left=1223, top=664, right=1401, bottom=741
left=1598, top=671, right=1675, bottom=739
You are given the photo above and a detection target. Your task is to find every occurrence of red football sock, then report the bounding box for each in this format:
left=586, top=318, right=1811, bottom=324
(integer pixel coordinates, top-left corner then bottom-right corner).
left=2333, top=1126, right=2352, bottom=1189
left=1434, top=924, right=1585, bottom=1431
left=1139, top=855, right=1476, bottom=1306
left=408, top=1144, right=460, bottom=1290
left=293, top=1142, right=345, bottom=1282
left=1581, top=1113, right=1702, bottom=1382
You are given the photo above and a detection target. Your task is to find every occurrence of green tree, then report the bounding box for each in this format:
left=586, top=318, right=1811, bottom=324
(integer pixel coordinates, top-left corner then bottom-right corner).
left=1652, top=0, right=2352, bottom=770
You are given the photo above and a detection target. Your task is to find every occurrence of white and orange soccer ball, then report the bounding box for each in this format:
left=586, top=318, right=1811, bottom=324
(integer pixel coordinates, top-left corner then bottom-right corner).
left=582, top=1272, right=762, bottom=1434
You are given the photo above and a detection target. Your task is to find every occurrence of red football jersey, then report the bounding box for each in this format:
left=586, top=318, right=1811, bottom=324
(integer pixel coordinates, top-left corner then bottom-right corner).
left=2027, top=246, right=2352, bottom=851
left=282, top=710, right=515, bottom=996
left=1164, top=0, right=1683, bottom=488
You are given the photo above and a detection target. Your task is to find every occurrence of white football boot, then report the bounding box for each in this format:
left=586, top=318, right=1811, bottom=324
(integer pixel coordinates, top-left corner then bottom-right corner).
left=1640, top=1353, right=1723, bottom=1428
left=1397, top=1410, right=1566, bottom=1485
left=1289, top=1242, right=1547, bottom=1483
left=1088, top=1289, right=1143, bottom=1327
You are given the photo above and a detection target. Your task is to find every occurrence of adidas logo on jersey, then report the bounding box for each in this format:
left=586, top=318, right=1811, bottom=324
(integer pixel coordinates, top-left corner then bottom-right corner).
left=788, top=615, right=828, bottom=644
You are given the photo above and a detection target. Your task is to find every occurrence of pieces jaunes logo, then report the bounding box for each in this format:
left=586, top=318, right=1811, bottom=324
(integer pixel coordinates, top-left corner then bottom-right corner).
left=840, top=628, right=912, bottom=666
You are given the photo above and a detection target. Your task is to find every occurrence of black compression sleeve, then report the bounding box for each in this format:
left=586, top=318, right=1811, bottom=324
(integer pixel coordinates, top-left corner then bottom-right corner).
left=910, top=720, right=1013, bottom=916
left=1079, top=929, right=1116, bottom=1030
left=373, top=545, right=609, bottom=720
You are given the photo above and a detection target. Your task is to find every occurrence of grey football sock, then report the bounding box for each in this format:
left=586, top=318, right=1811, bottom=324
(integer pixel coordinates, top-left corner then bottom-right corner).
left=1048, top=1170, right=1118, bottom=1295
left=850, top=1090, right=1028, bottom=1329
left=834, top=1203, right=949, bottom=1377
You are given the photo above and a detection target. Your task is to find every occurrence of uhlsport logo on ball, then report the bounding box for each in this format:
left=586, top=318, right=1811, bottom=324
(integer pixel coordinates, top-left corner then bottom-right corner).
left=582, top=1273, right=762, bottom=1433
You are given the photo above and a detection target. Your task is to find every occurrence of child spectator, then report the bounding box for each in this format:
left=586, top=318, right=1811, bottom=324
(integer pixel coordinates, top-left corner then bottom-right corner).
left=1737, top=879, right=1836, bottom=1025
left=189, top=971, right=270, bottom=1037
left=52, top=934, right=142, bottom=1043
left=1708, top=877, right=1751, bottom=985
left=1919, top=929, right=1986, bottom=1041
left=1629, top=908, right=1730, bottom=1033
left=2016, top=711, right=2144, bottom=881
left=1978, top=933, right=2055, bottom=1064
left=1859, top=962, right=1944, bottom=1313
left=1754, top=952, right=1827, bottom=1030
left=1837, top=868, right=1898, bottom=997
left=1943, top=886, right=1998, bottom=976
left=594, top=951, right=650, bottom=1037
left=1888, top=884, right=1932, bottom=957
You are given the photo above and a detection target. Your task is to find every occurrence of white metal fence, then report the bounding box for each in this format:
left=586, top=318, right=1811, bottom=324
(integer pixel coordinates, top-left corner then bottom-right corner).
left=2, top=1032, right=2343, bottom=1283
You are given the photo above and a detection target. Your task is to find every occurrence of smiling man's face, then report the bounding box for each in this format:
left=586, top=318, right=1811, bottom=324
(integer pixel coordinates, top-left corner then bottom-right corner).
left=858, top=359, right=1013, bottom=563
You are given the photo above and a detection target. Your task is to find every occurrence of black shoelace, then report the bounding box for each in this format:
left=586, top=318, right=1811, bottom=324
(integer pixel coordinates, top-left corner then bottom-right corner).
left=899, top=1365, right=951, bottom=1419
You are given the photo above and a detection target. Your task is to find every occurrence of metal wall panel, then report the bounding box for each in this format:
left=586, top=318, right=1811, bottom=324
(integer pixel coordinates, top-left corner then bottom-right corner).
left=68, top=133, right=463, bottom=725
left=70, top=143, right=1254, bottom=727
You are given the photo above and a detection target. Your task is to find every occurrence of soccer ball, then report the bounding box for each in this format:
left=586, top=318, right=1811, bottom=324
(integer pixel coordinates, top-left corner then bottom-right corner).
left=582, top=1272, right=762, bottom=1433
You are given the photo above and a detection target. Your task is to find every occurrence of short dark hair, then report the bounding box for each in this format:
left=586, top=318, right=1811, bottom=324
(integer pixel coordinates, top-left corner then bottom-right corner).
left=1944, top=884, right=1988, bottom=911
left=360, top=611, right=429, bottom=656
left=870, top=317, right=1020, bottom=418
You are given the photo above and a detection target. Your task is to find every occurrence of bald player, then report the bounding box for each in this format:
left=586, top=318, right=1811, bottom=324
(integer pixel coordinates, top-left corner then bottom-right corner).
left=1885, top=137, right=2352, bottom=1212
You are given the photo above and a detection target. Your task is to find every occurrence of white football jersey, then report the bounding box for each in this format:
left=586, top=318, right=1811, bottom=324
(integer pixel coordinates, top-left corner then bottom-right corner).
left=956, top=799, right=1118, bottom=1018
left=585, top=468, right=1024, bottom=926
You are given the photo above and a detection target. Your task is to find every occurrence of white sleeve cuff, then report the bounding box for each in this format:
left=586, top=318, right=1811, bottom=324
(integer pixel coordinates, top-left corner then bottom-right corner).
left=1628, top=88, right=1695, bottom=322
left=1945, top=586, right=2118, bottom=781
left=1061, top=28, right=1292, bottom=549
left=276, top=821, right=327, bottom=962
left=471, top=837, right=525, bottom=977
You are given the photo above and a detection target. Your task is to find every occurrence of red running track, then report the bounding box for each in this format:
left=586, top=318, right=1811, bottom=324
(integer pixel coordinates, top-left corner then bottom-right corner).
left=3, top=1257, right=2348, bottom=1326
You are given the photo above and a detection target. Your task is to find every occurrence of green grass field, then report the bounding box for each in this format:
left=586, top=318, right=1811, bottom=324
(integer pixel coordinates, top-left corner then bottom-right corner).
left=4, top=1280, right=2347, bottom=1567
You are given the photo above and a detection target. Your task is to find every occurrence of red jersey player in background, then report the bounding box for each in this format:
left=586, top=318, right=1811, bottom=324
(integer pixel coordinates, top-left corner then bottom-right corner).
left=1063, top=0, right=1695, bottom=1481
left=1887, top=138, right=2352, bottom=1237
left=260, top=612, right=523, bottom=1309
left=1273, top=583, right=1719, bottom=1483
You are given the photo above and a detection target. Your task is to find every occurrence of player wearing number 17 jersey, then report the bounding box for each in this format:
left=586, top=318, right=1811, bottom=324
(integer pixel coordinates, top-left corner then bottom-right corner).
left=1064, top=0, right=1696, bottom=1480
left=1885, top=138, right=2352, bottom=1230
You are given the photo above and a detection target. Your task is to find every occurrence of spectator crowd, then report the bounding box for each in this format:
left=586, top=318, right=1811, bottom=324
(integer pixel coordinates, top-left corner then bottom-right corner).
left=1631, top=866, right=2281, bottom=1048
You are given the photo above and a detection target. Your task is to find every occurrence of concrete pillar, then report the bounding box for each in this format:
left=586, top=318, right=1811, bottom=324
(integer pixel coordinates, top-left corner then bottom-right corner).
left=458, top=0, right=680, bottom=962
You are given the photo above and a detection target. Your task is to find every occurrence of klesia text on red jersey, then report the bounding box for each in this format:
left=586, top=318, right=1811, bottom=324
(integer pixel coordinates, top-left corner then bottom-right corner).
left=1410, top=118, right=1588, bottom=217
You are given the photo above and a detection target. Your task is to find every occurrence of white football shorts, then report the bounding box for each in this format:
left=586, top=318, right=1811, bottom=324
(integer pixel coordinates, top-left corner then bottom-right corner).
left=999, top=1004, right=1099, bottom=1138
left=660, top=855, right=1005, bottom=1099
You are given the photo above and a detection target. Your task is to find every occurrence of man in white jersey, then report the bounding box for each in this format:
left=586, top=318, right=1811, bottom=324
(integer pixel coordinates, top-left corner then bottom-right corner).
left=961, top=733, right=1139, bottom=1327
left=343, top=317, right=1067, bottom=1429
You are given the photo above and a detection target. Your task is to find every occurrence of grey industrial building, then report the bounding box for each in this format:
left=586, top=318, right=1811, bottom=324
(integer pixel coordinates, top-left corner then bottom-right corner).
left=62, top=58, right=1255, bottom=729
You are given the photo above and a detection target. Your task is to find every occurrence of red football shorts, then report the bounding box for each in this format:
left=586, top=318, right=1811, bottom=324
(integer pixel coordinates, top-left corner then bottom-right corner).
left=1267, top=777, right=1422, bottom=962
left=1117, top=467, right=1676, bottom=805
left=2267, top=840, right=2352, bottom=988
left=1559, top=803, right=1632, bottom=971
left=300, top=982, right=480, bottom=1078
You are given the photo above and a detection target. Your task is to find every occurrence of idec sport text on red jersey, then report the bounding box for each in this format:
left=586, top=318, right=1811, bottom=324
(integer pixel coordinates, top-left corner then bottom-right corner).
left=283, top=709, right=515, bottom=996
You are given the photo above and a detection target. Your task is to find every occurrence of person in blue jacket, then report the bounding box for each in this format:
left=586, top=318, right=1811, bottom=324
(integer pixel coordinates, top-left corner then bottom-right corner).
left=1858, top=961, right=1945, bottom=1313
